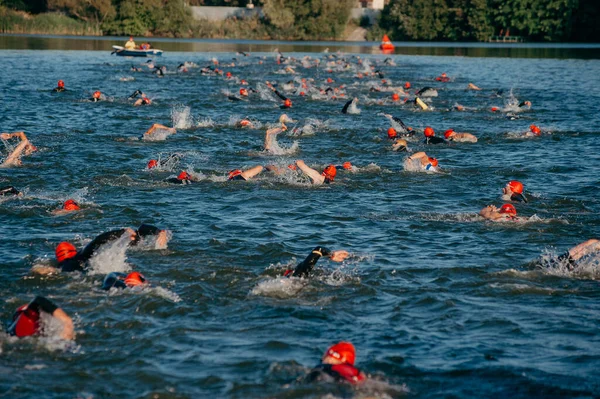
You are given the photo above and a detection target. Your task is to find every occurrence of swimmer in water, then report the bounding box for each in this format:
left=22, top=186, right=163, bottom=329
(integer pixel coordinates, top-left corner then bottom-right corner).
left=1, top=131, right=37, bottom=166
left=264, top=114, right=295, bottom=153
left=423, top=127, right=446, bottom=145
left=166, top=171, right=194, bottom=185
left=341, top=97, right=358, bottom=114
left=467, top=83, right=481, bottom=90
left=102, top=271, right=147, bottom=290
left=295, top=161, right=338, bottom=185
left=0, top=185, right=22, bottom=196
left=90, top=91, right=103, bottom=102
left=147, top=153, right=182, bottom=170
left=406, top=152, right=439, bottom=172
left=53, top=80, right=66, bottom=92
left=541, top=239, right=600, bottom=271
left=51, top=199, right=81, bottom=215
left=502, top=180, right=527, bottom=203
left=527, top=124, right=541, bottom=136
left=35, top=224, right=169, bottom=274
left=381, top=114, right=414, bottom=136
left=304, top=342, right=366, bottom=384
left=235, top=117, right=257, bottom=128
left=519, top=100, right=532, bottom=109
left=479, top=203, right=518, bottom=221
left=7, top=296, right=74, bottom=340
left=392, top=138, right=408, bottom=152
left=435, top=73, right=450, bottom=82
left=141, top=124, right=176, bottom=140
left=444, top=129, right=478, bottom=143
left=228, top=166, right=264, bottom=181
left=129, top=90, right=151, bottom=106
left=283, top=246, right=350, bottom=277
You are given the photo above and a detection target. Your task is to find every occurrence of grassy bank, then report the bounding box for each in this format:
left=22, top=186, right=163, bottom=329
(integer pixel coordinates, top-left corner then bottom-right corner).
left=0, top=7, right=101, bottom=36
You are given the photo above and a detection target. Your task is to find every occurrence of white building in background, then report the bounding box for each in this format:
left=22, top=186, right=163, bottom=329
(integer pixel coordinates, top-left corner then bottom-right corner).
left=356, top=0, right=387, bottom=9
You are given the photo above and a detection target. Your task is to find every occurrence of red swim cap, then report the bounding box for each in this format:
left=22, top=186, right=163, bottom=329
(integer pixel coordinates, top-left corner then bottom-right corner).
left=147, top=159, right=158, bottom=169
left=387, top=127, right=397, bottom=139
left=12, top=304, right=40, bottom=337
left=424, top=126, right=435, bottom=137
left=444, top=129, right=455, bottom=139
left=58, top=80, right=64, bottom=88
left=228, top=169, right=243, bottom=180
left=124, top=271, right=146, bottom=287
left=325, top=342, right=356, bottom=365
left=343, top=162, right=352, bottom=170
left=93, top=91, right=101, bottom=99
left=56, top=242, right=77, bottom=262
left=491, top=107, right=499, bottom=112
left=404, top=82, right=411, bottom=89
left=226, top=72, right=232, bottom=78
left=499, top=203, right=517, bottom=216
left=327, top=78, right=334, bottom=83
left=240, top=120, right=251, bottom=127
left=63, top=199, right=80, bottom=211
left=391, top=93, right=399, bottom=101
left=178, top=171, right=191, bottom=180
left=508, top=180, right=524, bottom=194
left=287, top=164, right=297, bottom=171
left=529, top=125, right=541, bottom=135
left=240, top=88, right=248, bottom=96
left=441, top=73, right=447, bottom=77
left=299, top=91, right=306, bottom=96
left=428, top=157, right=438, bottom=167
left=322, top=165, right=337, bottom=181
left=283, top=99, right=292, bottom=108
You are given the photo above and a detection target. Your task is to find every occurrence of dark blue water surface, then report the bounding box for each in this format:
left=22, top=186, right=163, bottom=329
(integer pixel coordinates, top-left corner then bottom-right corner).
left=1, top=39, right=600, bottom=399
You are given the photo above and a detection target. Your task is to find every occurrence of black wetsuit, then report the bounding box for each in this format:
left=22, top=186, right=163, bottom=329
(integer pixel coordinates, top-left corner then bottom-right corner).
left=305, top=363, right=365, bottom=384
left=510, top=193, right=528, bottom=203
left=388, top=116, right=413, bottom=136
left=0, top=186, right=20, bottom=196
left=101, top=272, right=128, bottom=290
left=341, top=100, right=355, bottom=114
left=424, top=136, right=446, bottom=145
left=285, top=246, right=332, bottom=278
left=416, top=87, right=436, bottom=96
left=7, top=296, right=58, bottom=336
left=229, top=174, right=246, bottom=181
left=59, top=225, right=161, bottom=272
left=52, top=87, right=66, bottom=92
left=165, top=177, right=192, bottom=185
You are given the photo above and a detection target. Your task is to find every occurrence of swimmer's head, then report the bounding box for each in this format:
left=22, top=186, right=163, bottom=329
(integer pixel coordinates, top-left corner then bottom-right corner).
left=499, top=203, right=517, bottom=216
left=57, top=80, right=65, bottom=88
left=323, top=342, right=356, bottom=365
left=387, top=127, right=397, bottom=139
left=523, top=101, right=532, bottom=107
left=124, top=271, right=146, bottom=287
left=424, top=126, right=435, bottom=137
left=327, top=78, right=334, bottom=84
left=240, top=79, right=248, bottom=85
left=343, top=162, right=352, bottom=170
left=63, top=199, right=80, bottom=211
left=428, top=157, right=438, bottom=167
left=239, top=119, right=252, bottom=127
left=239, top=88, right=248, bottom=97
left=391, top=93, right=399, bottom=101
left=92, top=91, right=101, bottom=99
left=177, top=171, right=191, bottom=180
left=228, top=169, right=242, bottom=180
left=10, top=304, right=40, bottom=338
left=283, top=99, right=292, bottom=108
left=287, top=164, right=297, bottom=171
left=147, top=159, right=158, bottom=169
left=507, top=180, right=524, bottom=194
left=299, top=91, right=306, bottom=96
left=279, top=114, right=295, bottom=124
left=56, top=242, right=77, bottom=262
left=225, top=72, right=232, bottom=78
left=529, top=124, right=541, bottom=135
left=441, top=73, right=447, bottom=78
left=322, top=165, right=337, bottom=181
left=444, top=129, right=455, bottom=139
left=404, top=82, right=411, bottom=89
left=491, top=107, right=499, bottom=112
left=393, top=139, right=407, bottom=151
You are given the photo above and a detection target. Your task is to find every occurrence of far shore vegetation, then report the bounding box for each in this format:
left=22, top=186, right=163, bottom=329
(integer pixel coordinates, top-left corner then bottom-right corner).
left=0, top=0, right=598, bottom=42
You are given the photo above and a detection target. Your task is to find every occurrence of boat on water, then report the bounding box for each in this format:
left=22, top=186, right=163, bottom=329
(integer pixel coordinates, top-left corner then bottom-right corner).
left=111, top=46, right=163, bottom=57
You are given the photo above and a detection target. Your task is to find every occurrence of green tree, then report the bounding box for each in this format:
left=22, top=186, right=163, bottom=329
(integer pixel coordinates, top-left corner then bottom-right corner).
left=48, top=0, right=116, bottom=23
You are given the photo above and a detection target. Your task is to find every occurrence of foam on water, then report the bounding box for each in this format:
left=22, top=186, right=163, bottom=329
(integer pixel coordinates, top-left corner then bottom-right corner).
left=87, top=233, right=132, bottom=275
left=171, top=105, right=194, bottom=129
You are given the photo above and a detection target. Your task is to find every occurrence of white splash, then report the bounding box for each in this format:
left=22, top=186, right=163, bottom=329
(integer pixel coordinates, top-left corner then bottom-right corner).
left=171, top=105, right=193, bottom=129
left=87, top=233, right=133, bottom=275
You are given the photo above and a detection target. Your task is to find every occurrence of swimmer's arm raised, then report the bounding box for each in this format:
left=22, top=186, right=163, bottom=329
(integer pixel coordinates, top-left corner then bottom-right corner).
left=295, top=160, right=325, bottom=185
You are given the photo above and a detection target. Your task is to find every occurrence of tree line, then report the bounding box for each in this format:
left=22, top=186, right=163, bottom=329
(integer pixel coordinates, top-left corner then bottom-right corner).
left=1, top=0, right=598, bottom=41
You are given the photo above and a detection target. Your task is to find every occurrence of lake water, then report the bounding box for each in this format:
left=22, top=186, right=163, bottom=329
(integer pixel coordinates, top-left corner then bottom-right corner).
left=1, top=36, right=599, bottom=398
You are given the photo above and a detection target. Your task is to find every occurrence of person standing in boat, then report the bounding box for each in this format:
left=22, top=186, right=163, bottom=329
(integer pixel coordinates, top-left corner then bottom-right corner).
left=125, top=36, right=136, bottom=50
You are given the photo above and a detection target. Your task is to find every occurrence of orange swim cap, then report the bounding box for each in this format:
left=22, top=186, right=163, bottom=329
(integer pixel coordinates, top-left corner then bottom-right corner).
left=441, top=73, right=447, bottom=77
left=147, top=159, right=158, bottom=169
left=299, top=91, right=306, bottom=96
left=240, top=119, right=251, bottom=127
left=424, top=126, right=435, bottom=137
left=322, top=165, right=337, bottom=181
left=529, top=125, right=541, bottom=135
left=499, top=203, right=517, bottom=216
left=391, top=93, right=400, bottom=101
left=343, top=162, right=352, bottom=170
left=428, top=157, right=438, bottom=167
left=56, top=242, right=77, bottom=262
left=324, top=342, right=356, bottom=365
left=228, top=169, right=243, bottom=180
left=387, top=127, right=397, bottom=139
left=508, top=180, right=524, bottom=194
left=178, top=171, right=191, bottom=180
left=124, top=271, right=146, bottom=287
left=57, top=80, right=64, bottom=88
left=63, top=199, right=80, bottom=211
left=491, top=107, right=499, bottom=112
left=327, top=78, right=334, bottom=83
left=283, top=99, right=292, bottom=108
left=444, top=129, right=455, bottom=139
left=240, top=88, right=248, bottom=97
left=241, top=79, right=248, bottom=85
left=287, top=164, right=297, bottom=171
left=93, top=91, right=101, bottom=99
left=226, top=72, right=232, bottom=78
left=404, top=82, right=411, bottom=89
